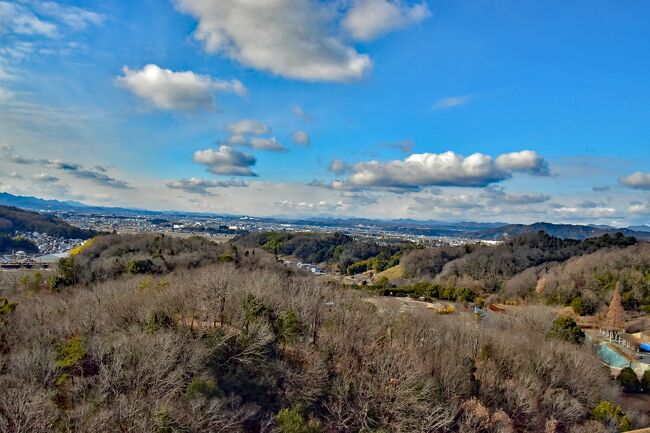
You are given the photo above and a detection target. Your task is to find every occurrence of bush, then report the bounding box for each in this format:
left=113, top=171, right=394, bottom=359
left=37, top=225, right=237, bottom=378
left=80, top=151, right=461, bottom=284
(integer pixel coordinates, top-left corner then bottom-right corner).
left=549, top=316, right=585, bottom=344
left=0, top=297, right=17, bottom=316
left=591, top=401, right=631, bottom=432
left=145, top=310, right=176, bottom=333
left=187, top=377, right=218, bottom=399
left=275, top=309, right=302, bottom=344
left=571, top=296, right=594, bottom=316
left=127, top=259, right=154, bottom=275
left=617, top=367, right=641, bottom=393
left=275, top=407, right=320, bottom=433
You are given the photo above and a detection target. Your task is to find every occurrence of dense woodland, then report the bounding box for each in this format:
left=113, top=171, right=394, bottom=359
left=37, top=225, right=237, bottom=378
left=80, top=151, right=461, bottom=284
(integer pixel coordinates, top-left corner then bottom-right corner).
left=1, top=227, right=650, bottom=432
left=2, top=233, right=647, bottom=432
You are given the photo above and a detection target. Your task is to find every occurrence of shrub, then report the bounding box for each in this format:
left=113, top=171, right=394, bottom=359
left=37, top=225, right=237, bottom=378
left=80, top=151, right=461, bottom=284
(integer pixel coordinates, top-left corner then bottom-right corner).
left=549, top=316, right=585, bottom=344
left=55, top=336, right=86, bottom=369
left=145, top=310, right=176, bottom=333
left=275, top=407, right=320, bottom=433
left=275, top=309, right=302, bottom=345
left=591, top=401, right=631, bottom=432
left=617, top=367, right=641, bottom=393
left=218, top=253, right=235, bottom=263
left=127, top=259, right=154, bottom=275
left=571, top=296, right=594, bottom=316
left=0, top=297, right=17, bottom=316
left=187, top=376, right=218, bottom=399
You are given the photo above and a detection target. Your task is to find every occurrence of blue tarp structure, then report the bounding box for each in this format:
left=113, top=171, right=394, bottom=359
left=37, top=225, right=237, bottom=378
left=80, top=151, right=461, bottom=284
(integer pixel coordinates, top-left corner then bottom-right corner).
left=640, top=343, right=650, bottom=352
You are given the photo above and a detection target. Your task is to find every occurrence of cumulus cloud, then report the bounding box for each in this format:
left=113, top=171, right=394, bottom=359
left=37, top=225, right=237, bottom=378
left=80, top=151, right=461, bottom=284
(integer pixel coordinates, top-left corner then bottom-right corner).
left=343, top=0, right=430, bottom=41
left=166, top=177, right=247, bottom=196
left=432, top=95, right=471, bottom=110
left=116, top=64, right=245, bottom=111
left=494, top=150, right=550, bottom=175
left=227, top=119, right=270, bottom=135
left=193, top=145, right=258, bottom=176
left=620, top=172, right=650, bottom=190
left=325, top=150, right=549, bottom=191
left=175, top=0, right=372, bottom=81
left=292, top=130, right=310, bottom=146
left=329, top=160, right=352, bottom=175
left=220, top=119, right=287, bottom=151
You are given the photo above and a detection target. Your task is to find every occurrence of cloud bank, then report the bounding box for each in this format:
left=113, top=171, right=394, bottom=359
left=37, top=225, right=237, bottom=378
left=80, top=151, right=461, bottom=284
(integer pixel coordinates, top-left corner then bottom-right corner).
left=325, top=150, right=549, bottom=191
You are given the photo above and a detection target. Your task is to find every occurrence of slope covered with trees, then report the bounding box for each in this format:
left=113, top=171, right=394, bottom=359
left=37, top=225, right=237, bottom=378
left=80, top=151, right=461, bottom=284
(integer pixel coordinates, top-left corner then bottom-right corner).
left=0, top=205, right=95, bottom=239
left=401, top=231, right=637, bottom=291
left=236, top=231, right=413, bottom=274
left=1, top=234, right=642, bottom=432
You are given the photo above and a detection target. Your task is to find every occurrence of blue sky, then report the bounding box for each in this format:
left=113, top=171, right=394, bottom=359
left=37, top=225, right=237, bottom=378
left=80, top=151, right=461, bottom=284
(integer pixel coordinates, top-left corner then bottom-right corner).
left=0, top=0, right=649, bottom=225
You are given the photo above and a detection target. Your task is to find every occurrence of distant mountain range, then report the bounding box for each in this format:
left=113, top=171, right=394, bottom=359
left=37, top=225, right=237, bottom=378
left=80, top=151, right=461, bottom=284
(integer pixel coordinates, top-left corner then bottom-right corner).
left=1, top=192, right=648, bottom=240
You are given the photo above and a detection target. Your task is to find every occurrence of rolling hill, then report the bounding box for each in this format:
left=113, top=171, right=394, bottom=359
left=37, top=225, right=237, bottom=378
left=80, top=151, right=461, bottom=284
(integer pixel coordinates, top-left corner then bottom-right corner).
left=0, top=205, right=95, bottom=239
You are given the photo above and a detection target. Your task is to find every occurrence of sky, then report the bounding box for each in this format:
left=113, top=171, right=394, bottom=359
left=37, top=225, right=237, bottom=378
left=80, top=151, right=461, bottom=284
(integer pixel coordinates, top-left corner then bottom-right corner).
left=0, top=0, right=649, bottom=226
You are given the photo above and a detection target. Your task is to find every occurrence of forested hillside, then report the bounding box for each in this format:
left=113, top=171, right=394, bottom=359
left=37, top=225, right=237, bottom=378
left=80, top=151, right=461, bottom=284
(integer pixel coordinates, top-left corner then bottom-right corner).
left=1, top=233, right=643, bottom=432
left=401, top=231, right=637, bottom=291
left=0, top=205, right=95, bottom=239
left=235, top=231, right=413, bottom=274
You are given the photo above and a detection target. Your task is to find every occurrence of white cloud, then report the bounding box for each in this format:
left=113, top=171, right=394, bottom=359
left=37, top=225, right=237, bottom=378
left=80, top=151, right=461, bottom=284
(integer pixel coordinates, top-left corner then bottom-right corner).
left=432, top=95, right=471, bottom=110
left=553, top=205, right=617, bottom=219
left=116, top=64, right=245, bottom=111
left=629, top=202, right=650, bottom=215
left=0, top=2, right=57, bottom=37
left=248, top=137, right=287, bottom=152
left=193, top=145, right=258, bottom=176
left=495, top=150, right=550, bottom=175
left=343, top=0, right=430, bottom=41
left=222, top=135, right=288, bottom=152
left=326, top=150, right=549, bottom=191
left=31, top=1, right=104, bottom=31
left=175, top=0, right=372, bottom=81
left=277, top=200, right=345, bottom=212
left=227, top=119, right=270, bottom=135
left=292, top=130, right=310, bottom=146
left=166, top=177, right=247, bottom=196
left=620, top=172, right=650, bottom=190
